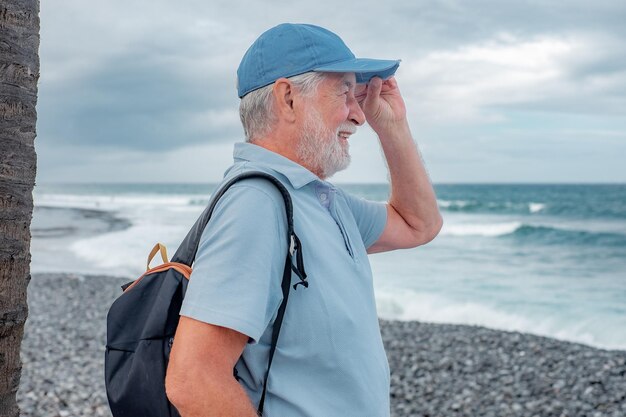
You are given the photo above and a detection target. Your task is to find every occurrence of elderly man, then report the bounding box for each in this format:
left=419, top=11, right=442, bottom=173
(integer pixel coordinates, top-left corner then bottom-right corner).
left=165, top=23, right=442, bottom=416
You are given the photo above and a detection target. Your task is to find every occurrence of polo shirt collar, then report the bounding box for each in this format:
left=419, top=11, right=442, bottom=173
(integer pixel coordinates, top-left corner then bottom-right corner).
left=233, top=142, right=320, bottom=190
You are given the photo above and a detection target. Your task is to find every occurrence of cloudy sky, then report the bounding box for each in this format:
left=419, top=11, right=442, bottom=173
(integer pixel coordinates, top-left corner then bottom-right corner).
left=36, top=0, right=626, bottom=184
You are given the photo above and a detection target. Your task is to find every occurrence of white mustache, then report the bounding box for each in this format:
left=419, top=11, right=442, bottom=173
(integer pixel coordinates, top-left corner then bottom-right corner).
left=338, top=123, right=357, bottom=135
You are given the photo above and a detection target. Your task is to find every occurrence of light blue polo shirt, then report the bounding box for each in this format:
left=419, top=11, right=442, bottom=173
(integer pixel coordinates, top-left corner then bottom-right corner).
left=180, top=142, right=390, bottom=416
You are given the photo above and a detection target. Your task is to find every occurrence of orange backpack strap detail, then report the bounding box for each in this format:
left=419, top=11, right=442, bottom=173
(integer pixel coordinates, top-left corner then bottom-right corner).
left=123, top=262, right=192, bottom=293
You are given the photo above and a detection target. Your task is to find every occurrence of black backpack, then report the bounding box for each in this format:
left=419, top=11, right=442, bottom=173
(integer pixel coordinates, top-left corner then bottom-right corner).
left=105, top=171, right=308, bottom=417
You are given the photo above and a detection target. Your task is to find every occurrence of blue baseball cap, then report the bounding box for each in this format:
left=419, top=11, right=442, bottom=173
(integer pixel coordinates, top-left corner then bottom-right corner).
left=237, top=23, right=400, bottom=98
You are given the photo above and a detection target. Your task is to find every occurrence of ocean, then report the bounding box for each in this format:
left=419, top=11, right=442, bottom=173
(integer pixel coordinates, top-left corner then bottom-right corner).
left=31, top=183, right=626, bottom=350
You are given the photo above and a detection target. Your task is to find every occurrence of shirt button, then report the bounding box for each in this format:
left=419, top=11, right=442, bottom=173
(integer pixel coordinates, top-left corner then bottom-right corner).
left=320, top=193, right=328, bottom=201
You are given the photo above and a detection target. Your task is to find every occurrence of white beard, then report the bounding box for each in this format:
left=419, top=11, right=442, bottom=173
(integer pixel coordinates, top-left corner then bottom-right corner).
left=296, top=108, right=356, bottom=179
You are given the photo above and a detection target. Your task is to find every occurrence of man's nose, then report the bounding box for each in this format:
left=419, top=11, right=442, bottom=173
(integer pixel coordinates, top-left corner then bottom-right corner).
left=348, top=96, right=366, bottom=126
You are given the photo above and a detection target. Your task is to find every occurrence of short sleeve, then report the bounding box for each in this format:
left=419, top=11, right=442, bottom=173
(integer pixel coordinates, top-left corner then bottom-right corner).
left=338, top=189, right=388, bottom=249
left=179, top=182, right=288, bottom=344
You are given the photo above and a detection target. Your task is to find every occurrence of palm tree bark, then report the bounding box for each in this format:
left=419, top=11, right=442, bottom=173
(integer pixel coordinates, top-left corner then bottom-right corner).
left=0, top=1, right=40, bottom=416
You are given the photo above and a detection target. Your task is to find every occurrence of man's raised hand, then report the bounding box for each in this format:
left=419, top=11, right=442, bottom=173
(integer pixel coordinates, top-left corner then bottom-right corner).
left=356, top=77, right=407, bottom=136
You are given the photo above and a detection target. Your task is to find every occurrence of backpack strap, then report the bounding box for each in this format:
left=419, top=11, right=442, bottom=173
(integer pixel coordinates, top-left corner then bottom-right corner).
left=171, top=171, right=307, bottom=416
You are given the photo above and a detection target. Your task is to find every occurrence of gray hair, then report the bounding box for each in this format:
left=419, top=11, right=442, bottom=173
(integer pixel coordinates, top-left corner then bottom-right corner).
left=239, top=72, right=327, bottom=142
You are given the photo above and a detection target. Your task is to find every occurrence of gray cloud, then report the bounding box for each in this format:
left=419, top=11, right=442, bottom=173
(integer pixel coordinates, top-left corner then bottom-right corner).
left=38, top=45, right=241, bottom=151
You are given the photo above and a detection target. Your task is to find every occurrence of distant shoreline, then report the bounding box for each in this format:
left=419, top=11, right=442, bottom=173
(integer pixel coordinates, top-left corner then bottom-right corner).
left=18, top=273, right=626, bottom=417
left=31, top=205, right=131, bottom=238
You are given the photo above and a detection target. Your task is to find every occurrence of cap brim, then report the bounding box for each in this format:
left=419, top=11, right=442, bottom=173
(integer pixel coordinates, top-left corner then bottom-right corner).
left=313, top=58, right=400, bottom=83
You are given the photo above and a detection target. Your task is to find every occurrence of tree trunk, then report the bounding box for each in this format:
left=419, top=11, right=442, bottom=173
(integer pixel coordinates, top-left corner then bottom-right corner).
left=0, top=1, right=40, bottom=416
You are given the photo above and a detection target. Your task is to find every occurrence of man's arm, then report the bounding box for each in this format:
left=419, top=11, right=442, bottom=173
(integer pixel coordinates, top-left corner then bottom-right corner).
left=165, top=183, right=287, bottom=417
left=165, top=316, right=259, bottom=417
left=357, top=77, right=443, bottom=254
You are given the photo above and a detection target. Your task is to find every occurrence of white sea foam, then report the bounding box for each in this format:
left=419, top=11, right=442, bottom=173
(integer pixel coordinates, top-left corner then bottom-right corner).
left=438, top=199, right=471, bottom=209
left=32, top=190, right=207, bottom=277
left=35, top=193, right=204, bottom=212
left=69, top=222, right=189, bottom=278
left=375, top=290, right=626, bottom=350
left=440, top=221, right=522, bottom=237
left=529, top=202, right=545, bottom=213
left=439, top=219, right=626, bottom=239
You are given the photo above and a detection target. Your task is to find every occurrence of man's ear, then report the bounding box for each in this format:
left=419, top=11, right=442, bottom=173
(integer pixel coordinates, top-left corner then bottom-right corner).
left=272, top=78, right=297, bottom=123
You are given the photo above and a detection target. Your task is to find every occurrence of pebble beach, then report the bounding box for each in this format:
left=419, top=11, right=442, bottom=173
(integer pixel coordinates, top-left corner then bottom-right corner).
left=18, top=273, right=626, bottom=417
